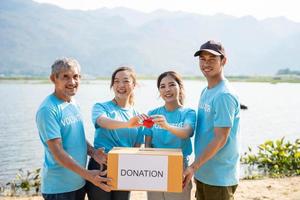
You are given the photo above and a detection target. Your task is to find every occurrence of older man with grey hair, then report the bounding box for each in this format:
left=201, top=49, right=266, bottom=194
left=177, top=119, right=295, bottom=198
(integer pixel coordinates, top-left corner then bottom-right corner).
left=36, top=58, right=112, bottom=200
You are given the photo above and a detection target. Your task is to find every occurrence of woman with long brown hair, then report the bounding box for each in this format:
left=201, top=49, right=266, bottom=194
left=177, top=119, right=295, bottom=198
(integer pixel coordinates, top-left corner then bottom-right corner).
left=145, top=71, right=196, bottom=200
left=86, top=66, right=144, bottom=200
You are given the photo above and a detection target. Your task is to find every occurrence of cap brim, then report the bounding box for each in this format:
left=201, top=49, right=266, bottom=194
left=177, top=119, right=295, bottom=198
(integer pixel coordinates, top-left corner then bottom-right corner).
left=194, top=49, right=222, bottom=57
left=194, top=50, right=201, bottom=57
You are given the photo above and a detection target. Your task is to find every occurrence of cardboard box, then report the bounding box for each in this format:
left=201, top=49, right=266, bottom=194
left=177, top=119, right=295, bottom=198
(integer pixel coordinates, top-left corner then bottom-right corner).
left=107, top=147, right=183, bottom=192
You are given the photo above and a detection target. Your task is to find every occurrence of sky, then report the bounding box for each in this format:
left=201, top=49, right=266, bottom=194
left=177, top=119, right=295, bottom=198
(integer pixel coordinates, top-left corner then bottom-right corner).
left=33, top=0, right=300, bottom=23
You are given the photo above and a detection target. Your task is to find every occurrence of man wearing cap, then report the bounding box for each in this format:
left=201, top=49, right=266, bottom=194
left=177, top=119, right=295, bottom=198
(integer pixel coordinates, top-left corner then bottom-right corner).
left=183, top=40, right=240, bottom=200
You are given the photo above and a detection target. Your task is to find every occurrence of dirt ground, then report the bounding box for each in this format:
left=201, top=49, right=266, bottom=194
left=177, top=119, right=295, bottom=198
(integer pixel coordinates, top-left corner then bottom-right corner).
left=1, top=176, right=300, bottom=200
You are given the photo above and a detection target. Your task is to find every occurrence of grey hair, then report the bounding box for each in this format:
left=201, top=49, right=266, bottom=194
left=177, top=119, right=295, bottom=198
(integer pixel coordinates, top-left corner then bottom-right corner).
left=51, top=57, right=81, bottom=77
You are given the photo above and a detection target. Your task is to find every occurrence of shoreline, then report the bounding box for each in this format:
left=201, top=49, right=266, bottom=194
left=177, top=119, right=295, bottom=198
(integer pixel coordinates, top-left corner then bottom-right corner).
left=2, top=176, right=300, bottom=200
left=1, top=75, right=300, bottom=84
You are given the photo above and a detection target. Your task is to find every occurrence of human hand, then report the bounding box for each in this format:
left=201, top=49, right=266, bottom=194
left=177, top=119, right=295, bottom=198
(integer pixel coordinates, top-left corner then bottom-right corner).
left=92, top=147, right=107, bottom=166
left=127, top=114, right=148, bottom=128
left=86, top=170, right=113, bottom=192
left=151, top=115, right=169, bottom=130
left=182, top=166, right=195, bottom=189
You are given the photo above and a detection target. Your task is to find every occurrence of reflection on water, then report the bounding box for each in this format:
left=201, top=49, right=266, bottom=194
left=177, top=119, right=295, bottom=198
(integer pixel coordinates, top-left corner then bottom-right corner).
left=0, top=80, right=299, bottom=182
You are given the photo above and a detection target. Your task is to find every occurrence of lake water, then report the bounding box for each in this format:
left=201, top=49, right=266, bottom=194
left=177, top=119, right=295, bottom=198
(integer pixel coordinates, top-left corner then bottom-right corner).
left=0, top=80, right=299, bottom=183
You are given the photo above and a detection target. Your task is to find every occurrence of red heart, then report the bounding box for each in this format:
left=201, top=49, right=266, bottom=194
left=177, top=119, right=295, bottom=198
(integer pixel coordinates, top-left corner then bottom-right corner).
left=143, top=118, right=154, bottom=128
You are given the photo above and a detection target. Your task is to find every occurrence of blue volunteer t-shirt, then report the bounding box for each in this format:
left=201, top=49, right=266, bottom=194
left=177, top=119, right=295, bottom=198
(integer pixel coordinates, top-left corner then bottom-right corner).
left=36, top=94, right=87, bottom=194
left=92, top=100, right=144, bottom=153
left=194, top=79, right=240, bottom=186
left=144, top=106, right=196, bottom=166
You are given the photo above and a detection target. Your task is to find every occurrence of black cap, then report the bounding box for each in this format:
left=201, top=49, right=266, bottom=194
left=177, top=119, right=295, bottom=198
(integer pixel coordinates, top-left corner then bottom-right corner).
left=194, top=40, right=225, bottom=57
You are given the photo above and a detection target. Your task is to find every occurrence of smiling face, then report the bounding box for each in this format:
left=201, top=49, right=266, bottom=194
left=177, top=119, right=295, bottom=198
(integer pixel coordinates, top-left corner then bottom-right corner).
left=112, top=70, right=135, bottom=101
left=199, top=51, right=226, bottom=80
left=158, top=75, right=181, bottom=105
left=51, top=66, right=81, bottom=102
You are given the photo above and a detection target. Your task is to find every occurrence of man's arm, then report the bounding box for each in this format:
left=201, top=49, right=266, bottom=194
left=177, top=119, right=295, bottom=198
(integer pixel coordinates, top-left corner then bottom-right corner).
left=183, top=127, right=230, bottom=188
left=47, top=138, right=112, bottom=192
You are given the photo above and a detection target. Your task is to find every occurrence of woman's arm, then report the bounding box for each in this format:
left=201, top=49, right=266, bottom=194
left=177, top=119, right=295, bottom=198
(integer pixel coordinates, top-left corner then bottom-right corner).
left=166, top=125, right=193, bottom=139
left=96, top=115, right=142, bottom=129
left=151, top=115, right=193, bottom=139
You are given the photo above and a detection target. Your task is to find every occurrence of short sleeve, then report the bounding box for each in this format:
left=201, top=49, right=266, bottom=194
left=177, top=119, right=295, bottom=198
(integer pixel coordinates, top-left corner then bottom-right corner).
left=36, top=107, right=61, bottom=142
left=184, top=109, right=196, bottom=128
left=183, top=109, right=196, bottom=136
left=92, top=103, right=107, bottom=128
left=213, top=93, right=237, bottom=128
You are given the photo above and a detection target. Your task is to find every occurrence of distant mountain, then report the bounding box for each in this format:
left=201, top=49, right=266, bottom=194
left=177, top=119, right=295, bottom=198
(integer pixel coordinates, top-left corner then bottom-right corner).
left=1, top=0, right=300, bottom=76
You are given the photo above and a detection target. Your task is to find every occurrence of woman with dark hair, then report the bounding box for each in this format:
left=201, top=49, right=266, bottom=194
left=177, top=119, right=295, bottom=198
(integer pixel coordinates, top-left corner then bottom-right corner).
left=86, top=66, right=145, bottom=200
left=145, top=71, right=196, bottom=200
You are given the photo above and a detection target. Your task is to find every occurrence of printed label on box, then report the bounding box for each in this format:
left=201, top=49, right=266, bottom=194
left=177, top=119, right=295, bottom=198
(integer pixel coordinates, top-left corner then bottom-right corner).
left=118, top=154, right=168, bottom=191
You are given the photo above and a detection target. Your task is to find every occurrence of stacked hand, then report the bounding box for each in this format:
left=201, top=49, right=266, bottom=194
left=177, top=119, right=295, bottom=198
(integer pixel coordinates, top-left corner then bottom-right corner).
left=86, top=170, right=112, bottom=192
left=133, top=114, right=170, bottom=129
left=127, top=114, right=148, bottom=128
left=89, top=148, right=113, bottom=191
